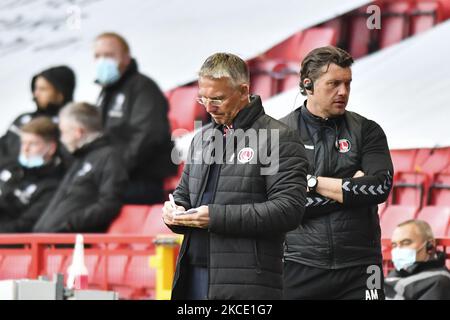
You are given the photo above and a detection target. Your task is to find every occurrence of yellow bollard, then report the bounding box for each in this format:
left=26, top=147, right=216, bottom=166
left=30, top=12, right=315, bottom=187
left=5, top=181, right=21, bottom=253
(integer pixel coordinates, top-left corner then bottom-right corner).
left=149, top=234, right=183, bottom=300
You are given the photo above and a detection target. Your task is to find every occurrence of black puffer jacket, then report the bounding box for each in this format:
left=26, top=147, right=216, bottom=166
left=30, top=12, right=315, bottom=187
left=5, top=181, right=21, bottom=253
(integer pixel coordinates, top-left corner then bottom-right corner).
left=97, top=59, right=176, bottom=181
left=385, top=252, right=450, bottom=300
left=169, top=96, right=308, bottom=300
left=32, top=136, right=128, bottom=233
left=0, top=158, right=65, bottom=232
left=280, top=104, right=393, bottom=269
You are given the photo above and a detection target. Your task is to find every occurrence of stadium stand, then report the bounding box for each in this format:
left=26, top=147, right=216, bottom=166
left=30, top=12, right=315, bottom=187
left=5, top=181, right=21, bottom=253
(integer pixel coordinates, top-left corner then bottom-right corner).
left=1, top=0, right=450, bottom=299
left=379, top=1, right=411, bottom=49
left=380, top=205, right=418, bottom=238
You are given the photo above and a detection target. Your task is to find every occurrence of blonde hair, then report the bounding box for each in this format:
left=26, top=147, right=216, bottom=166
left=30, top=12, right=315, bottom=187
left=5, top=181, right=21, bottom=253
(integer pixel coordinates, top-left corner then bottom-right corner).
left=199, top=52, right=249, bottom=87
left=21, top=116, right=59, bottom=142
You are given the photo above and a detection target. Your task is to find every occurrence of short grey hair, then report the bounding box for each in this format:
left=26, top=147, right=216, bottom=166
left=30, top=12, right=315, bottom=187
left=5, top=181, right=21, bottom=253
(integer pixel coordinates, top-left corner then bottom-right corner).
left=198, top=52, right=250, bottom=87
left=397, top=219, right=435, bottom=241
left=59, top=102, right=102, bottom=133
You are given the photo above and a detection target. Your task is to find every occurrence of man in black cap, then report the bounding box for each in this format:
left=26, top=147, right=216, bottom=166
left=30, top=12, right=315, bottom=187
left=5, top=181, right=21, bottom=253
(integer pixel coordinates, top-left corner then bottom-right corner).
left=0, top=65, right=76, bottom=167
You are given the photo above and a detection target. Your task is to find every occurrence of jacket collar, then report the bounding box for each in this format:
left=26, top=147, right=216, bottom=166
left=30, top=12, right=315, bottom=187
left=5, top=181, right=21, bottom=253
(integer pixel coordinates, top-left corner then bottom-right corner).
left=212, top=95, right=265, bottom=131
left=25, top=156, right=64, bottom=178
left=301, top=100, right=344, bottom=127
left=73, top=135, right=109, bottom=158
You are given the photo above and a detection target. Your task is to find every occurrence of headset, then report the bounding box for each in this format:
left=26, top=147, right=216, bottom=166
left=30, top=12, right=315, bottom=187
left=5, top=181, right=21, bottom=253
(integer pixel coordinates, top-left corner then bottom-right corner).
left=300, top=78, right=314, bottom=95
left=425, top=241, right=434, bottom=253
left=304, top=80, right=314, bottom=91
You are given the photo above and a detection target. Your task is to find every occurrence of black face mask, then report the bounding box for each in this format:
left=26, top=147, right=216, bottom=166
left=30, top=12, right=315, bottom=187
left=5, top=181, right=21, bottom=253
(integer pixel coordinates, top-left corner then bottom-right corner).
left=34, top=98, right=63, bottom=116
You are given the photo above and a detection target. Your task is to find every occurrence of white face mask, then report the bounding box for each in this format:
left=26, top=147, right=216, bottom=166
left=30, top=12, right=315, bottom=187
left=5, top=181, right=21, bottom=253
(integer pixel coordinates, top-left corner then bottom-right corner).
left=18, top=146, right=50, bottom=168
left=391, top=242, right=427, bottom=271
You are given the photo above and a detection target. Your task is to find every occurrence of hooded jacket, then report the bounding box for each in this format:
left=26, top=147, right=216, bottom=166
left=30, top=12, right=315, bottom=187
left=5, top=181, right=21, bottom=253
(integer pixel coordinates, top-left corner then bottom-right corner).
left=0, top=66, right=75, bottom=167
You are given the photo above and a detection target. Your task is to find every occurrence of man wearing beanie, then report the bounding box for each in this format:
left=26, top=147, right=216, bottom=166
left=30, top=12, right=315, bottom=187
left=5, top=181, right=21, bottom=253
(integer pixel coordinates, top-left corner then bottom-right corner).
left=0, top=65, right=76, bottom=167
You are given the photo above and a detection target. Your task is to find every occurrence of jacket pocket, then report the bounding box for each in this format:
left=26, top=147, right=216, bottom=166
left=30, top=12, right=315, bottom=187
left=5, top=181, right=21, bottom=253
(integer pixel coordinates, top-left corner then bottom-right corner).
left=253, top=240, right=262, bottom=274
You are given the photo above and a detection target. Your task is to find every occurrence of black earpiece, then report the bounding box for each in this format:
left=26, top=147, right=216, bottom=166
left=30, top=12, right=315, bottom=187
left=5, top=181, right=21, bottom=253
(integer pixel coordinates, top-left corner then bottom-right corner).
left=304, top=81, right=313, bottom=91
left=426, top=241, right=434, bottom=252
left=299, top=78, right=314, bottom=95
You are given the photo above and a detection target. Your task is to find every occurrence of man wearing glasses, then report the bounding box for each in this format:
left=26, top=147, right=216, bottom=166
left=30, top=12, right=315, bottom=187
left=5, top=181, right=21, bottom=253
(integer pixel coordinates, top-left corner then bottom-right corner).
left=162, top=52, right=308, bottom=300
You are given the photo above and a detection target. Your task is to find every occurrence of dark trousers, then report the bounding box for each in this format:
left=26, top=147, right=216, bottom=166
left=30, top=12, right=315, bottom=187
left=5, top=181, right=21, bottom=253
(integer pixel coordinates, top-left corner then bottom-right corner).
left=283, top=261, right=385, bottom=300
left=185, top=266, right=208, bottom=300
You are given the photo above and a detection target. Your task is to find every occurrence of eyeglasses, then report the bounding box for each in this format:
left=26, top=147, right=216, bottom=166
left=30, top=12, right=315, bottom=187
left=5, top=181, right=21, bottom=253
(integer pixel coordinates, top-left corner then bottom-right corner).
left=196, top=97, right=225, bottom=107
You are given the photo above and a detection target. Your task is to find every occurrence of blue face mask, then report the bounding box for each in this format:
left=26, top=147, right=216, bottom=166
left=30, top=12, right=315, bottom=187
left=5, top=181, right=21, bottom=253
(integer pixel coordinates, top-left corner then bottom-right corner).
left=95, top=57, right=120, bottom=85
left=391, top=242, right=427, bottom=271
left=18, top=154, right=45, bottom=168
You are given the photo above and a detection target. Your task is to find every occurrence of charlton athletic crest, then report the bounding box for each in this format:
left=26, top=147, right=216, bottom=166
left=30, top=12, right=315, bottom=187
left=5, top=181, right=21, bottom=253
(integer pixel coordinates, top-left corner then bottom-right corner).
left=338, top=139, right=351, bottom=153
left=237, top=147, right=255, bottom=163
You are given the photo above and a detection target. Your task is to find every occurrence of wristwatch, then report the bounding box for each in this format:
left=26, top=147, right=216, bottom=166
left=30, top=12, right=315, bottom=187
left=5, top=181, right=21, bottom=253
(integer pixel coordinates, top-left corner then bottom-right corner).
left=307, top=174, right=318, bottom=192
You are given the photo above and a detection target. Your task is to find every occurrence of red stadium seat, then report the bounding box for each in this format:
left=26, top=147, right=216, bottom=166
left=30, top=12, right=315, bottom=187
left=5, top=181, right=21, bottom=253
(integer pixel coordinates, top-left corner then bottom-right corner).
left=429, top=172, right=450, bottom=206
left=249, top=59, right=283, bottom=100
left=413, top=147, right=450, bottom=176
left=381, top=205, right=418, bottom=238
left=348, top=6, right=377, bottom=59
left=416, top=206, right=450, bottom=237
left=122, top=256, right=156, bottom=299
left=298, top=27, right=337, bottom=62
left=107, top=205, right=151, bottom=234
left=264, top=31, right=304, bottom=61
left=390, top=149, right=417, bottom=173
left=411, top=1, right=444, bottom=35
left=258, top=27, right=335, bottom=96
left=391, top=172, right=429, bottom=208
left=0, top=255, right=31, bottom=280
left=250, top=73, right=274, bottom=101
left=322, top=17, right=348, bottom=49
left=168, top=85, right=204, bottom=134
left=277, top=61, right=300, bottom=93
left=438, top=0, right=450, bottom=19
left=265, top=27, right=336, bottom=63
left=379, top=1, right=411, bottom=49
left=142, top=204, right=172, bottom=236
left=103, top=204, right=172, bottom=299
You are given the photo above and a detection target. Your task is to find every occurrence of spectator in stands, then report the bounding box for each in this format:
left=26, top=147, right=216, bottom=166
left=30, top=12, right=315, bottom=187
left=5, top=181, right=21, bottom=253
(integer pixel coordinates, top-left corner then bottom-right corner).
left=0, top=117, right=65, bottom=232
left=0, top=66, right=75, bottom=168
left=280, top=46, right=394, bottom=299
left=94, top=32, right=176, bottom=204
left=385, top=219, right=450, bottom=300
left=33, top=102, right=128, bottom=233
left=163, top=52, right=308, bottom=299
